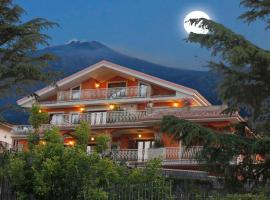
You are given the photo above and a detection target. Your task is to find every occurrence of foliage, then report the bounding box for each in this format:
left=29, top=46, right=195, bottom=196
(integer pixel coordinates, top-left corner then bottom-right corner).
left=239, top=0, right=270, bottom=29
left=73, top=121, right=90, bottom=150
left=160, top=0, right=270, bottom=191
left=95, top=134, right=111, bottom=154
left=28, top=104, right=49, bottom=129
left=162, top=116, right=270, bottom=190
left=186, top=2, right=270, bottom=136
left=0, top=0, right=58, bottom=101
left=6, top=122, right=170, bottom=200
left=208, top=192, right=268, bottom=200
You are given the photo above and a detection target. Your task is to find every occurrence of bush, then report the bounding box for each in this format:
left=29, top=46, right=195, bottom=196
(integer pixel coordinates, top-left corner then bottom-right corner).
left=6, top=123, right=171, bottom=200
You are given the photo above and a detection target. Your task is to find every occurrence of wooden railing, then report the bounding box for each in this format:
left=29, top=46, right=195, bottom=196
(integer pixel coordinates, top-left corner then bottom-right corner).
left=49, top=110, right=147, bottom=126
left=57, top=86, right=150, bottom=102
left=111, top=147, right=203, bottom=163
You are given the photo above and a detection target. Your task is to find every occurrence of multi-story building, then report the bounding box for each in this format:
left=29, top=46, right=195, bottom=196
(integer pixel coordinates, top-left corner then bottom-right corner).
left=14, top=60, right=243, bottom=171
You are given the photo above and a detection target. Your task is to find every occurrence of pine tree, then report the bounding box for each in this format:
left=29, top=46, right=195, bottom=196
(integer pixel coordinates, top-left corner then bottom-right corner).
left=0, top=0, right=57, bottom=102
left=162, top=0, right=270, bottom=189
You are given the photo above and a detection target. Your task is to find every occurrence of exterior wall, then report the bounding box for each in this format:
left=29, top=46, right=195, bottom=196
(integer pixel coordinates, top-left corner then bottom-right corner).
left=162, top=134, right=179, bottom=148
left=0, top=125, right=13, bottom=145
left=112, top=132, right=155, bottom=149
left=151, top=85, right=175, bottom=96
left=39, top=75, right=177, bottom=103
left=13, top=139, right=28, bottom=151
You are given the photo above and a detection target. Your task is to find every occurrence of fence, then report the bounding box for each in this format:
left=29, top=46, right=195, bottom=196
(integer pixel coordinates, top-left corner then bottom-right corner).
left=0, top=177, right=268, bottom=200
left=0, top=178, right=16, bottom=200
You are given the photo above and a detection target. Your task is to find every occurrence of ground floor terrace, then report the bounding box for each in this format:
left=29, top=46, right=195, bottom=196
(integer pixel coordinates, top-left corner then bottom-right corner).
left=12, top=126, right=203, bottom=167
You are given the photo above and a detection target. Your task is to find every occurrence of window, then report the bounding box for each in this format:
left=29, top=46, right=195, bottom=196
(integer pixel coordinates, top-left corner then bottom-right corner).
left=70, top=113, right=80, bottom=124
left=71, top=86, right=81, bottom=100
left=107, top=82, right=127, bottom=99
left=50, top=113, right=65, bottom=125
left=139, top=82, right=149, bottom=97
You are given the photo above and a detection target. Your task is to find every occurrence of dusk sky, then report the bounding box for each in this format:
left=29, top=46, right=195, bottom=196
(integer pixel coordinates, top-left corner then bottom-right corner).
left=17, top=0, right=269, bottom=70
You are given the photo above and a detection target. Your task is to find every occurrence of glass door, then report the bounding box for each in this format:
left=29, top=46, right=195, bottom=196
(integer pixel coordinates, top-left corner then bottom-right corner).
left=108, top=82, right=127, bottom=99
left=137, top=140, right=155, bottom=161
left=70, top=86, right=81, bottom=100
left=139, top=82, right=148, bottom=97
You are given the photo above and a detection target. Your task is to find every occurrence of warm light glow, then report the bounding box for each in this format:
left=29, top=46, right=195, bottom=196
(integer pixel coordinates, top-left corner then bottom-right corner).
left=184, top=11, right=210, bottom=34
left=80, top=107, right=85, bottom=112
left=68, top=140, right=75, bottom=146
left=90, top=137, right=95, bottom=141
left=95, top=83, right=100, bottom=88
left=109, top=104, right=115, bottom=110
left=38, top=109, right=42, bottom=113
left=173, top=102, right=179, bottom=107
left=138, top=134, right=142, bottom=138
left=40, top=140, right=46, bottom=145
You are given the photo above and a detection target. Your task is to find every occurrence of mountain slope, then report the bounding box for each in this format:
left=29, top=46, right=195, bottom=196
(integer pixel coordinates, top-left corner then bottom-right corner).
left=2, top=41, right=220, bottom=124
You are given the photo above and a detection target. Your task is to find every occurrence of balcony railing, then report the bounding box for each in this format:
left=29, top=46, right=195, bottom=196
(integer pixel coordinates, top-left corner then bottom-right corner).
left=111, top=147, right=203, bottom=163
left=49, top=110, right=147, bottom=126
left=57, top=86, right=150, bottom=102
left=11, top=125, right=34, bottom=134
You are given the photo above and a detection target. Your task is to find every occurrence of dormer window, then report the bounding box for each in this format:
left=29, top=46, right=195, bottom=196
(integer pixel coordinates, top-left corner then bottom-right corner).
left=71, top=85, right=81, bottom=100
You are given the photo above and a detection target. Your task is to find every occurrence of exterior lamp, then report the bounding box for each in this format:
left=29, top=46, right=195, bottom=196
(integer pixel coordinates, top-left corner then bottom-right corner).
left=40, top=140, right=46, bottom=145
left=90, top=137, right=95, bottom=141
left=80, top=107, right=85, bottom=112
left=38, top=109, right=42, bottom=113
left=68, top=140, right=75, bottom=146
left=95, top=83, right=100, bottom=88
left=109, top=104, right=115, bottom=110
left=173, top=102, right=179, bottom=107
left=138, top=134, right=142, bottom=138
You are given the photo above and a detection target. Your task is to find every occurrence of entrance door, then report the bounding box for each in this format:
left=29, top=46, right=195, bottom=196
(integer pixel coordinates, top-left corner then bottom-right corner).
left=137, top=140, right=155, bottom=161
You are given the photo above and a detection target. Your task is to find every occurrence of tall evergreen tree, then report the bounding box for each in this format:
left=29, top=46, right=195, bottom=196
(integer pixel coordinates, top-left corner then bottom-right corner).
left=0, top=0, right=57, bottom=112
left=162, top=0, right=270, bottom=189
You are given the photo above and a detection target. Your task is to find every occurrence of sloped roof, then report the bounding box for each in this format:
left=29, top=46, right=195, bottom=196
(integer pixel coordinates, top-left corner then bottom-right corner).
left=140, top=105, right=243, bottom=123
left=17, top=60, right=211, bottom=106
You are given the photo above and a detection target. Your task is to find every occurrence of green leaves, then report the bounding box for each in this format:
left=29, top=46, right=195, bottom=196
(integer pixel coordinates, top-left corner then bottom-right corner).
left=161, top=115, right=270, bottom=190
left=186, top=12, right=270, bottom=135
left=239, top=0, right=270, bottom=29
left=6, top=122, right=169, bottom=199
left=28, top=104, right=49, bottom=129
left=74, top=121, right=90, bottom=149
left=95, top=134, right=111, bottom=154
left=0, top=0, right=58, bottom=120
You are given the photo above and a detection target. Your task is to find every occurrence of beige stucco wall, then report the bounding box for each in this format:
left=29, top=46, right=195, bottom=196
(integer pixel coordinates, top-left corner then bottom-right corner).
left=0, top=126, right=13, bottom=145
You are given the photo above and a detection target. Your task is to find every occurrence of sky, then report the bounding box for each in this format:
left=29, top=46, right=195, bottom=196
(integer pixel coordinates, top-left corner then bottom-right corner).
left=16, top=0, right=270, bottom=71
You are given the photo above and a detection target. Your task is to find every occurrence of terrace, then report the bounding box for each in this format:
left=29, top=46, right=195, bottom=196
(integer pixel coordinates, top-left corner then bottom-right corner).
left=57, top=86, right=152, bottom=102
left=110, top=146, right=202, bottom=165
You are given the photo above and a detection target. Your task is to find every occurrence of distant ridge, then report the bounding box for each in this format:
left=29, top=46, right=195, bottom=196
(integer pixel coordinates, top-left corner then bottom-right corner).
left=1, top=41, right=220, bottom=124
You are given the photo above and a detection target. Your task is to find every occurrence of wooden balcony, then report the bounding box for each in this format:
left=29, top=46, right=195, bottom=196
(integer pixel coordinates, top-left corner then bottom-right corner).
left=49, top=110, right=147, bottom=126
left=110, top=146, right=203, bottom=164
left=57, top=86, right=150, bottom=102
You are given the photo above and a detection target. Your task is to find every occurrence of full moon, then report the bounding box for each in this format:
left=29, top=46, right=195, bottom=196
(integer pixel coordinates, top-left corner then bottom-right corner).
left=184, top=11, right=210, bottom=34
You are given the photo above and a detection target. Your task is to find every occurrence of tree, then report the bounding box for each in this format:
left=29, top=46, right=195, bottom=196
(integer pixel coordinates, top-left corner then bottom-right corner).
left=28, top=104, right=49, bottom=130
left=0, top=0, right=58, bottom=116
left=162, top=0, right=270, bottom=190
left=95, top=134, right=111, bottom=154
left=6, top=121, right=171, bottom=199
